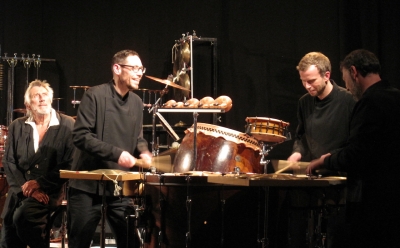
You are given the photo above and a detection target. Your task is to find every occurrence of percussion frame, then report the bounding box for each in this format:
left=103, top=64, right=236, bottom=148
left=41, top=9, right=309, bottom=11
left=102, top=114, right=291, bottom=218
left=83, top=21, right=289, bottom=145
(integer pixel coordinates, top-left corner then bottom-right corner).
left=145, top=174, right=257, bottom=247
left=60, top=170, right=141, bottom=248
left=148, top=89, right=179, bottom=158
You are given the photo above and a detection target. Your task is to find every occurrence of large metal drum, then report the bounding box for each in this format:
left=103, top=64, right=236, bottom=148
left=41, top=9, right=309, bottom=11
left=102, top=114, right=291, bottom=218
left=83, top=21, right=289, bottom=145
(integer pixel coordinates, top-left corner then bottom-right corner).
left=173, top=123, right=262, bottom=173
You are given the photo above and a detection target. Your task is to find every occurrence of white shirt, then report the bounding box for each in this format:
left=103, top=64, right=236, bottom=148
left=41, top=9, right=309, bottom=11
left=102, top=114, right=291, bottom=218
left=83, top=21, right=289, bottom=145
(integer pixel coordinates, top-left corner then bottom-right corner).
left=25, top=108, right=59, bottom=153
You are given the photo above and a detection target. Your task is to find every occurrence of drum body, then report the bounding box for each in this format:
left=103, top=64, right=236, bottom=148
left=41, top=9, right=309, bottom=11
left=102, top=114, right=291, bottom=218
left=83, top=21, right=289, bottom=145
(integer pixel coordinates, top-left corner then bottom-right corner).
left=173, top=123, right=262, bottom=173
left=245, top=117, right=289, bottom=143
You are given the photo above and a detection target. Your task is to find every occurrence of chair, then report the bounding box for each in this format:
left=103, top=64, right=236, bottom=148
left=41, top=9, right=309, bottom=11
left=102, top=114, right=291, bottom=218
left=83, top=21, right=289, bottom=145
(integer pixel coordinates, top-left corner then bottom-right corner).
left=46, top=184, right=68, bottom=248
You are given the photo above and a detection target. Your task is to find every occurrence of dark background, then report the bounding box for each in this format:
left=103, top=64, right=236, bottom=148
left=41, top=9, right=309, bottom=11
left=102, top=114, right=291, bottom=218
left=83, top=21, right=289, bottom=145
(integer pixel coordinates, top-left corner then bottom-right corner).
left=1, top=0, right=400, bottom=160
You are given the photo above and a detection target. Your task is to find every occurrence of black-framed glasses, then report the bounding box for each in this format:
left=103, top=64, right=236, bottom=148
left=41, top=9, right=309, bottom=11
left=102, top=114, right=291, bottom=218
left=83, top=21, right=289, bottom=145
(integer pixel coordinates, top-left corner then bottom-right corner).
left=118, top=64, right=146, bottom=74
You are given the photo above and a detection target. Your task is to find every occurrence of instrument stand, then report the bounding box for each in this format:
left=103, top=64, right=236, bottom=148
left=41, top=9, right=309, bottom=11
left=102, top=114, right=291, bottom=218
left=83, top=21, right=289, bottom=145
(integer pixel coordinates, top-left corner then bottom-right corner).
left=150, top=99, right=161, bottom=157
left=21, top=53, right=32, bottom=90
left=127, top=196, right=147, bottom=248
left=3, top=53, right=18, bottom=126
left=59, top=183, right=68, bottom=248
left=156, top=174, right=166, bottom=247
left=60, top=170, right=140, bottom=248
left=100, top=180, right=108, bottom=248
left=192, top=112, right=199, bottom=171
left=148, top=88, right=180, bottom=159
left=185, top=175, right=192, bottom=247
left=220, top=191, right=226, bottom=246
left=257, top=186, right=270, bottom=248
left=259, top=142, right=274, bottom=174
left=33, top=54, right=41, bottom=79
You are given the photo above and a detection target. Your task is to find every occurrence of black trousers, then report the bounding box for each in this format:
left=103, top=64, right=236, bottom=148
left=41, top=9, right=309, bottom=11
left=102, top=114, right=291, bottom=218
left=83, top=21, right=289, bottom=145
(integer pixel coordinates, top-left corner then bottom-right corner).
left=67, top=187, right=135, bottom=248
left=0, top=194, right=55, bottom=248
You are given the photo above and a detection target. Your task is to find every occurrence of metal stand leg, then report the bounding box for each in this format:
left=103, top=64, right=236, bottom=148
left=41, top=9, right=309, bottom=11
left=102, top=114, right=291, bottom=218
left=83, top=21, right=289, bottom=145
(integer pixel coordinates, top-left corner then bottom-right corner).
left=185, top=175, right=192, bottom=247
left=192, top=112, right=199, bottom=171
left=60, top=183, right=68, bottom=248
left=126, top=197, right=146, bottom=248
left=220, top=198, right=226, bottom=246
left=257, top=186, right=270, bottom=248
left=100, top=181, right=107, bottom=248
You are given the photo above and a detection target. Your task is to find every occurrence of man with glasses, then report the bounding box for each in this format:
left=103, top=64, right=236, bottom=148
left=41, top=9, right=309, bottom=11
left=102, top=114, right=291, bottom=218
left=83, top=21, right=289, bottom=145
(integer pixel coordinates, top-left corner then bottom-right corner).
left=67, top=50, right=152, bottom=248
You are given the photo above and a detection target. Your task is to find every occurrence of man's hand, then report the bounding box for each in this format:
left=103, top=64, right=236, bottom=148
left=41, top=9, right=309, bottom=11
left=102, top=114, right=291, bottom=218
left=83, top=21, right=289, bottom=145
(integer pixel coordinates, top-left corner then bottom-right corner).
left=118, top=151, right=137, bottom=168
left=139, top=151, right=153, bottom=168
left=287, top=152, right=302, bottom=162
left=31, top=190, right=49, bottom=204
left=306, top=153, right=331, bottom=175
left=287, top=152, right=302, bottom=170
left=22, top=180, right=40, bottom=197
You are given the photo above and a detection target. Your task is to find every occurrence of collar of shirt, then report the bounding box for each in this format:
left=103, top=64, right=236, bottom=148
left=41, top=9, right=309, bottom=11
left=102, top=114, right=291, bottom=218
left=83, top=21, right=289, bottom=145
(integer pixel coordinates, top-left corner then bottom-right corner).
left=25, top=108, right=60, bottom=153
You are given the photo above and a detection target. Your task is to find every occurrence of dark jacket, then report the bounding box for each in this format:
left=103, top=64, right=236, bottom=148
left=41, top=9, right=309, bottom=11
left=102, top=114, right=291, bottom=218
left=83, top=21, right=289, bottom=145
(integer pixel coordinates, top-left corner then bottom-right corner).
left=69, top=80, right=147, bottom=195
left=1, top=112, right=75, bottom=218
left=325, top=80, right=400, bottom=220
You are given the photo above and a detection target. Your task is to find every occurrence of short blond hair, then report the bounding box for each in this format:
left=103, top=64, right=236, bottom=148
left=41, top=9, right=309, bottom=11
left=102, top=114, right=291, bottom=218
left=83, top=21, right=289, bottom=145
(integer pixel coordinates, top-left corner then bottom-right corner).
left=296, top=52, right=331, bottom=77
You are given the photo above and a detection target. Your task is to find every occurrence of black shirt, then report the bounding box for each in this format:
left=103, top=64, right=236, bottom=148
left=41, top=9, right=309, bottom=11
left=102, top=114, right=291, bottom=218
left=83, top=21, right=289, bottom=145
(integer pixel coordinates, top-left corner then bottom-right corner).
left=292, top=81, right=356, bottom=161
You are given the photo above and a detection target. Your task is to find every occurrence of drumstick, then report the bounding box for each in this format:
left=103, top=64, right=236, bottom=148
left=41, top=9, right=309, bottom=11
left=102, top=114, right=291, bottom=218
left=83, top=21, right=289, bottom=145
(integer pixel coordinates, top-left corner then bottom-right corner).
left=274, top=163, right=295, bottom=174
left=135, top=155, right=172, bottom=173
left=274, top=160, right=310, bottom=174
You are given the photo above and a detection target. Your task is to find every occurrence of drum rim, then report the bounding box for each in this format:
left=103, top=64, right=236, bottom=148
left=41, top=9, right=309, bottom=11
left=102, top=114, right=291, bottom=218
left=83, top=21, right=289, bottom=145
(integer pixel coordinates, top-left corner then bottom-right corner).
left=245, top=117, right=289, bottom=126
left=250, top=132, right=287, bottom=143
left=186, top=122, right=261, bottom=151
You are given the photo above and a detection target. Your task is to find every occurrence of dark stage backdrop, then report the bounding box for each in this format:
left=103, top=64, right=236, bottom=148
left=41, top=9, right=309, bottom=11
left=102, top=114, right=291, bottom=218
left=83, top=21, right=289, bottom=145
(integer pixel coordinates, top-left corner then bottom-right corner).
left=1, top=0, right=400, bottom=160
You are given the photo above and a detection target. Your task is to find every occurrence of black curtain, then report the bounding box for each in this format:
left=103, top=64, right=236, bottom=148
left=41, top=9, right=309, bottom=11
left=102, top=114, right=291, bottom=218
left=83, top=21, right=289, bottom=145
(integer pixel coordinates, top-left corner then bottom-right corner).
left=1, top=0, right=400, bottom=159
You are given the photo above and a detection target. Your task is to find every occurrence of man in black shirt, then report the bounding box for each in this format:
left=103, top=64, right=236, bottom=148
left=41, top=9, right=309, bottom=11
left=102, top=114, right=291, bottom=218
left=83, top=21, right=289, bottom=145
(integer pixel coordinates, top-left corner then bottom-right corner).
left=286, top=52, right=356, bottom=248
left=67, top=50, right=152, bottom=248
left=288, top=52, right=356, bottom=163
left=307, top=49, right=400, bottom=248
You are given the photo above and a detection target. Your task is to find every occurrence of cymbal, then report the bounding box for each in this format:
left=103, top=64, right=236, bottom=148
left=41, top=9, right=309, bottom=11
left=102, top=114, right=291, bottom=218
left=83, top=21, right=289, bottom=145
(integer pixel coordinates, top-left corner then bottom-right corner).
left=13, top=108, right=27, bottom=114
left=173, top=52, right=180, bottom=76
left=145, top=75, right=190, bottom=91
left=53, top=98, right=63, bottom=100
left=133, top=88, right=166, bottom=95
left=181, top=42, right=190, bottom=64
left=173, top=73, right=190, bottom=99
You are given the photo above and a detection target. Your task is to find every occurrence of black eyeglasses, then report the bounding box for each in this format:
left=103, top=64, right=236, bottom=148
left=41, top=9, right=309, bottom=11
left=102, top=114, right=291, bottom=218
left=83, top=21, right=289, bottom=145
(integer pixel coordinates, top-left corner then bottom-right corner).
left=118, top=64, right=146, bottom=74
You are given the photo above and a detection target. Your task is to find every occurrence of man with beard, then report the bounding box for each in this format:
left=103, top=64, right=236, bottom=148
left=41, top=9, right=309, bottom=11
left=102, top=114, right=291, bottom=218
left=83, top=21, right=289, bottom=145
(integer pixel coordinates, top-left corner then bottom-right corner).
left=307, top=49, right=400, bottom=248
left=67, top=49, right=152, bottom=248
left=285, top=52, right=356, bottom=248
left=0, top=80, right=75, bottom=248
